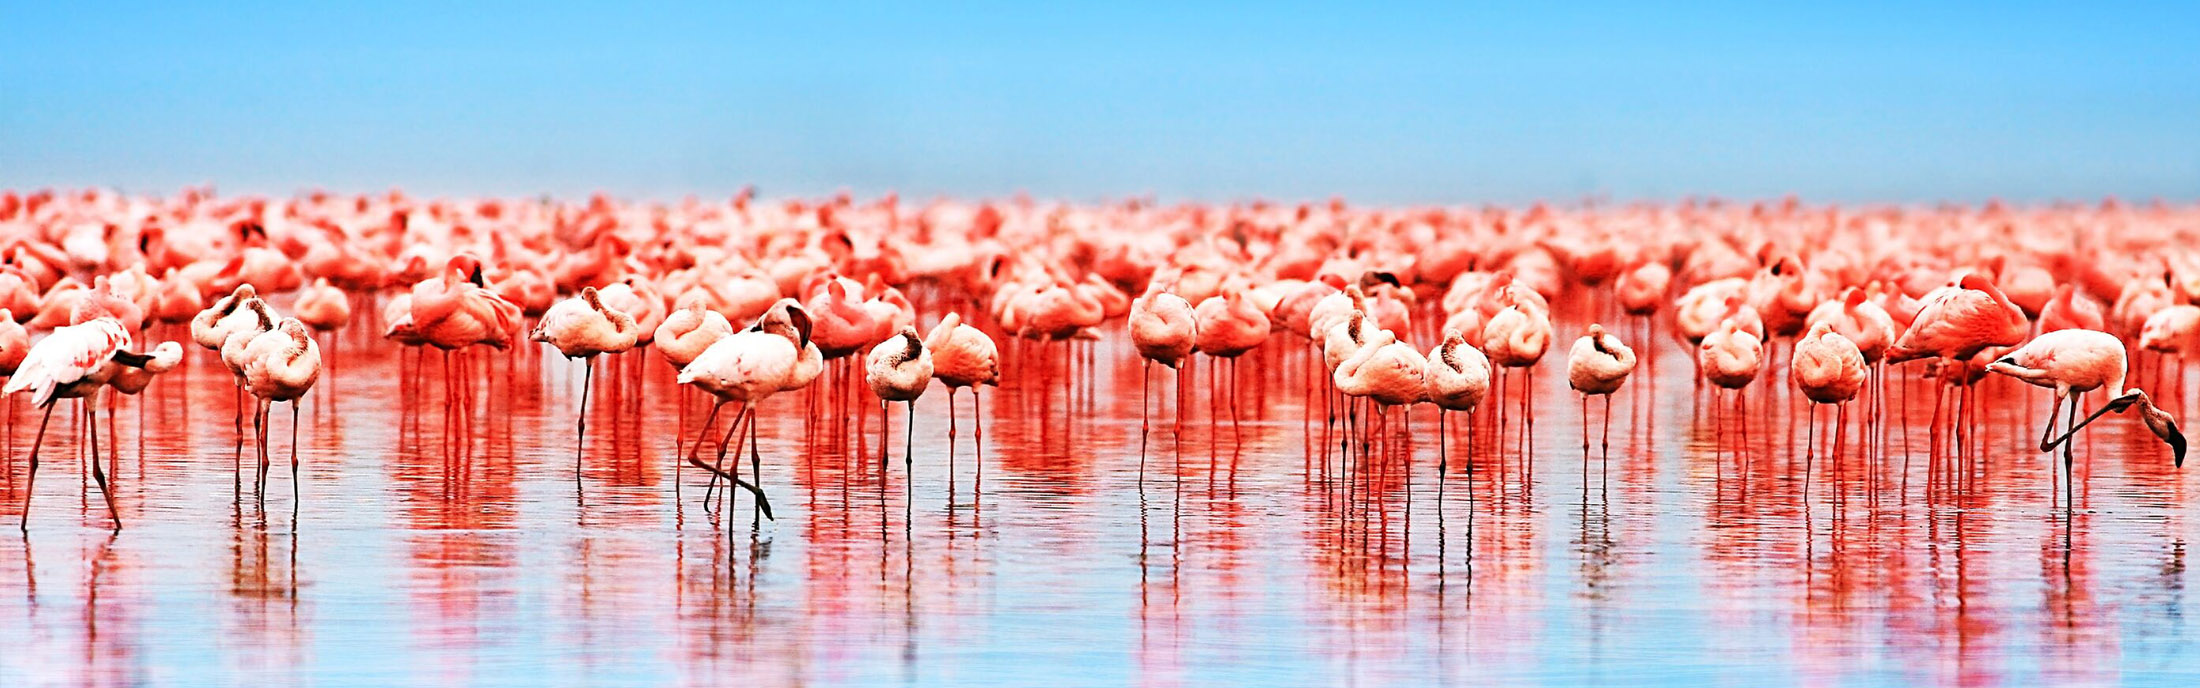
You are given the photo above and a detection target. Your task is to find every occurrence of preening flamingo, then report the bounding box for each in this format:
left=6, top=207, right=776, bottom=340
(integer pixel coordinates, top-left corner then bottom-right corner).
left=4, top=315, right=158, bottom=531
left=241, top=319, right=322, bottom=500
left=866, top=326, right=933, bottom=477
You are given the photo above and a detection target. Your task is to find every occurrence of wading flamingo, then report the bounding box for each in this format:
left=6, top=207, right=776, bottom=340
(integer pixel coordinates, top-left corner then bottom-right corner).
left=1566, top=323, right=1636, bottom=454
left=1987, top=329, right=2185, bottom=511
left=866, top=326, right=933, bottom=477
left=241, top=319, right=322, bottom=500
left=679, top=301, right=811, bottom=523
left=533, top=286, right=641, bottom=483
left=5, top=313, right=158, bottom=531
left=926, top=312, right=1000, bottom=496
left=1128, top=284, right=1196, bottom=475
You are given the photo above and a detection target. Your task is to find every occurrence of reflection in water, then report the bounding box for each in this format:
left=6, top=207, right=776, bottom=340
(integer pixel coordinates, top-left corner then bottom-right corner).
left=0, top=309, right=2194, bottom=686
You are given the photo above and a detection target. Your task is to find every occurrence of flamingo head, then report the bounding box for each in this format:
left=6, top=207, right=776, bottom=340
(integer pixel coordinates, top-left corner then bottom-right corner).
left=758, top=299, right=812, bottom=348
left=447, top=254, right=486, bottom=287
left=1358, top=270, right=1402, bottom=291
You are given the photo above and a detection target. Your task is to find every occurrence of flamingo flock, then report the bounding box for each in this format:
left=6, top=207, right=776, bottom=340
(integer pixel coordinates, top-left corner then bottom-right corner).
left=0, top=187, right=2191, bottom=534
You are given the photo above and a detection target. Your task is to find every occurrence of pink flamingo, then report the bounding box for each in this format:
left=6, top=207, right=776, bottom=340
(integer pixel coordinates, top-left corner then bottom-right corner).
left=1566, top=323, right=1636, bottom=454
left=1987, top=329, right=2184, bottom=510
left=532, top=286, right=641, bottom=482
left=1128, top=282, right=1196, bottom=473
left=4, top=312, right=160, bottom=531
left=241, top=319, right=322, bottom=500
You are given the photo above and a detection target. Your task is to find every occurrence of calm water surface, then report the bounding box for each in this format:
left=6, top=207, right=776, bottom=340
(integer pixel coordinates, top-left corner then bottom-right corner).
left=1, top=315, right=2197, bottom=686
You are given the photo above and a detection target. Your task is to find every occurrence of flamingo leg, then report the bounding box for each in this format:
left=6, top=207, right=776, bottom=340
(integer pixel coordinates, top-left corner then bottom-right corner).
left=700, top=404, right=749, bottom=505
left=749, top=412, right=771, bottom=523
left=575, top=357, right=594, bottom=490
left=2064, top=394, right=2080, bottom=514
left=19, top=403, right=56, bottom=532
left=290, top=401, right=302, bottom=506
left=86, top=398, right=119, bottom=531
left=904, top=401, right=915, bottom=500
left=1138, top=360, right=1151, bottom=484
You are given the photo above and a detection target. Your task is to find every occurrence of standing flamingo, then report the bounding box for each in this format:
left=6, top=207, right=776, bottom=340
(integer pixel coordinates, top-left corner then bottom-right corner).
left=1426, top=332, right=1491, bottom=508
left=1193, top=288, right=1270, bottom=442
left=866, top=326, right=933, bottom=478
left=1128, top=284, right=1196, bottom=475
left=1987, top=329, right=2185, bottom=511
left=1566, top=323, right=1636, bottom=454
left=241, top=319, right=322, bottom=500
left=532, top=286, right=641, bottom=483
left=1888, top=273, right=2029, bottom=457
left=1793, top=321, right=1867, bottom=503
left=926, top=312, right=1000, bottom=496
left=5, top=314, right=157, bottom=531
left=678, top=301, right=811, bottom=522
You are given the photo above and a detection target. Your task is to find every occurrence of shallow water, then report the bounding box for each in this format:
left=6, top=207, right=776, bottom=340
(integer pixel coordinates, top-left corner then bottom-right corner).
left=1, top=317, right=2197, bottom=686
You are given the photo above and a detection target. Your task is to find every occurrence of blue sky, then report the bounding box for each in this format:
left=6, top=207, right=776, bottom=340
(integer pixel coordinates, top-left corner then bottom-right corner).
left=3, top=2, right=2196, bottom=203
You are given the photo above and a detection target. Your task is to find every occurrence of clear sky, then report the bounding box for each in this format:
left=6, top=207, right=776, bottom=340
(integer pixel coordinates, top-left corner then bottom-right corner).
left=4, top=2, right=2196, bottom=204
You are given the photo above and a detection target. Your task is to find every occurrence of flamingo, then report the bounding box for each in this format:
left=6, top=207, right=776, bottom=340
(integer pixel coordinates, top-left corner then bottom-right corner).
left=1566, top=323, right=1636, bottom=454
left=1333, top=328, right=1427, bottom=501
left=1793, top=321, right=1867, bottom=502
left=866, top=326, right=933, bottom=478
left=1193, top=288, right=1270, bottom=440
left=678, top=300, right=811, bottom=523
left=1128, top=284, right=1196, bottom=474
left=1888, top=273, right=2029, bottom=457
left=1426, top=332, right=1491, bottom=503
left=926, top=311, right=1000, bottom=495
left=294, top=277, right=352, bottom=332
left=1700, top=319, right=1766, bottom=389
left=1987, top=329, right=2185, bottom=511
left=4, top=314, right=159, bottom=531
left=532, top=286, right=642, bottom=482
left=240, top=319, right=322, bottom=500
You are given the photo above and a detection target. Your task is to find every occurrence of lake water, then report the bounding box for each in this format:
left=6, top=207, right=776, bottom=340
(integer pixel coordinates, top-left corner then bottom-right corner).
left=1, top=315, right=2196, bottom=686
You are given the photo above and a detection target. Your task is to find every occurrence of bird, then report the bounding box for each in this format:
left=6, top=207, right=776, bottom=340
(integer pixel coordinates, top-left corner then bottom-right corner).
left=1426, top=331, right=1492, bottom=483
left=1333, top=329, right=1428, bottom=481
left=193, top=288, right=276, bottom=463
left=4, top=312, right=157, bottom=531
left=655, top=297, right=734, bottom=371
left=240, top=318, right=322, bottom=500
left=532, top=286, right=642, bottom=483
left=1193, top=288, right=1270, bottom=438
left=1128, top=283, right=1196, bottom=472
left=294, top=277, right=352, bottom=333
left=1889, top=273, right=2030, bottom=457
left=0, top=309, right=27, bottom=377
left=2038, top=284, right=2106, bottom=334
left=866, top=326, right=933, bottom=478
left=1792, top=321, right=1868, bottom=497
left=1566, top=323, right=1636, bottom=453
left=678, top=300, right=811, bottom=522
left=1699, top=318, right=1765, bottom=390
left=1987, top=329, right=2185, bottom=511
left=926, top=311, right=1000, bottom=495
